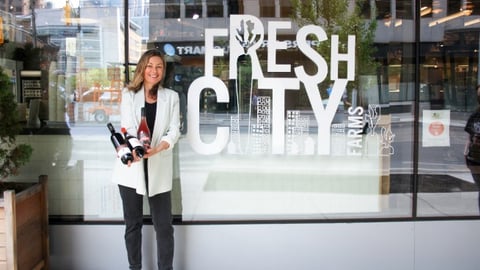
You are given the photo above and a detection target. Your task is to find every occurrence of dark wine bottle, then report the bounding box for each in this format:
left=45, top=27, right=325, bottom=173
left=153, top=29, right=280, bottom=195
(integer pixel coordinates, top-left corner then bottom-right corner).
left=107, top=123, right=133, bottom=165
left=121, top=127, right=145, bottom=158
left=137, top=107, right=151, bottom=150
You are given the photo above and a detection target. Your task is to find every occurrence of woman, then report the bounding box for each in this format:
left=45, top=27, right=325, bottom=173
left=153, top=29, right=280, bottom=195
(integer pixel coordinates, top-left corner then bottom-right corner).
left=112, top=49, right=180, bottom=270
left=465, top=85, right=480, bottom=212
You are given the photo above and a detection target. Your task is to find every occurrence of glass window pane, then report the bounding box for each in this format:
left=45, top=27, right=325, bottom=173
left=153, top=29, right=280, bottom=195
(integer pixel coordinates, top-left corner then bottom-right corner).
left=8, top=0, right=480, bottom=223
left=228, top=0, right=241, bottom=15
left=470, top=0, right=480, bottom=16
left=185, top=0, right=202, bottom=19
left=396, top=0, right=413, bottom=20
left=207, top=0, right=223, bottom=17
left=165, top=0, right=181, bottom=19
left=6, top=0, right=414, bottom=222
left=447, top=0, right=462, bottom=16
left=376, top=0, right=391, bottom=20
left=359, top=0, right=372, bottom=19
left=280, top=0, right=292, bottom=18
left=2, top=0, right=127, bottom=220
left=418, top=1, right=480, bottom=216
left=260, top=0, right=275, bottom=17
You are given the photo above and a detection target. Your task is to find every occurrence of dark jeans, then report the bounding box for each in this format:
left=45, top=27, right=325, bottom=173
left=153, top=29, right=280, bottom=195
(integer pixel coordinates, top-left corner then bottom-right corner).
left=466, top=158, right=480, bottom=212
left=119, top=185, right=174, bottom=270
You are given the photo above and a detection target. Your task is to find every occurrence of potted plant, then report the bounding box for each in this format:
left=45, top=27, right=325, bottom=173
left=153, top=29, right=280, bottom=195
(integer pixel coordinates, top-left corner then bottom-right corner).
left=0, top=66, right=49, bottom=269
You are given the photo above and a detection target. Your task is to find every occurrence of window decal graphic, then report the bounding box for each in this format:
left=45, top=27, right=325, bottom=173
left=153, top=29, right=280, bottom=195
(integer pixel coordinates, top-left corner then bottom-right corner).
left=186, top=15, right=395, bottom=157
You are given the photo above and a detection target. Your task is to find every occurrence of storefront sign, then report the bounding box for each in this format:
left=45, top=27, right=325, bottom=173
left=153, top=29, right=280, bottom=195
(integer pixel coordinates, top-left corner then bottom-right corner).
left=162, top=39, right=325, bottom=56
left=188, top=15, right=356, bottom=155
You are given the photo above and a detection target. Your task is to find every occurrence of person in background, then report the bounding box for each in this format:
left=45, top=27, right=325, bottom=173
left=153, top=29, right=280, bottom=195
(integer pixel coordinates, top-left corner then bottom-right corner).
left=342, top=89, right=351, bottom=108
left=326, top=82, right=350, bottom=108
left=464, top=84, right=480, bottom=212
left=326, top=82, right=333, bottom=97
left=112, top=49, right=181, bottom=270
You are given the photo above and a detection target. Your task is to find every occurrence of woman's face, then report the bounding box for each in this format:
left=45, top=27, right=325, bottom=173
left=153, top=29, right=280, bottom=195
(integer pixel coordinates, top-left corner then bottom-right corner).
left=143, top=55, right=164, bottom=89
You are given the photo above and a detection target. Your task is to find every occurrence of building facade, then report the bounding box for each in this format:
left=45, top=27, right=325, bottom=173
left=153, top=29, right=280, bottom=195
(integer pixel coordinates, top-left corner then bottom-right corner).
left=1, top=0, right=480, bottom=268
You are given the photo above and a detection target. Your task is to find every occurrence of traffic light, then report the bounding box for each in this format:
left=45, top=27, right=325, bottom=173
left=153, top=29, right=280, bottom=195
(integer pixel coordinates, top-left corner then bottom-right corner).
left=0, top=16, right=4, bottom=44
left=64, top=1, right=72, bottom=26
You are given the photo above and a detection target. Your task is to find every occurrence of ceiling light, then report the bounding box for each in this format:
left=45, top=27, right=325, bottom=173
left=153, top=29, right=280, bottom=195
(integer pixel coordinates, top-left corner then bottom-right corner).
left=465, top=18, right=480, bottom=26
left=429, top=9, right=472, bottom=27
left=421, top=7, right=432, bottom=17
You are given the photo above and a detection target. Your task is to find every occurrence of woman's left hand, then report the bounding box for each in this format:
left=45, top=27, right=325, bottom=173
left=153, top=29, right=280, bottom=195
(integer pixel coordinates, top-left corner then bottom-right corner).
left=143, top=141, right=170, bottom=158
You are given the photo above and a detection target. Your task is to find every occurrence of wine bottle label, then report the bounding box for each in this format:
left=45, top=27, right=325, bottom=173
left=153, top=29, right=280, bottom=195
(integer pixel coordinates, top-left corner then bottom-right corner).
left=117, top=146, right=131, bottom=158
left=128, top=137, right=143, bottom=148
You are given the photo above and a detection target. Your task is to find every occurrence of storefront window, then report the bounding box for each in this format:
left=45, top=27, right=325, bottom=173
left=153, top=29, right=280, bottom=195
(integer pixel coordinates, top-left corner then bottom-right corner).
left=2, top=0, right=480, bottom=222
left=279, top=0, right=292, bottom=18
left=447, top=1, right=463, bottom=16
left=207, top=0, right=224, bottom=18
left=376, top=0, right=391, bottom=20
left=260, top=0, right=275, bottom=18
left=418, top=0, right=480, bottom=217
left=396, top=0, right=412, bottom=20
left=165, top=0, right=181, bottom=19
left=185, top=0, right=202, bottom=19
left=471, top=0, right=480, bottom=16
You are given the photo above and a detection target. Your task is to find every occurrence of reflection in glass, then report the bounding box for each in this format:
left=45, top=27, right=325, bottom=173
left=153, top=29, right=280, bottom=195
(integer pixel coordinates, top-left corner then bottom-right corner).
left=418, top=0, right=480, bottom=217
left=5, top=0, right=480, bottom=222
left=464, top=89, right=480, bottom=213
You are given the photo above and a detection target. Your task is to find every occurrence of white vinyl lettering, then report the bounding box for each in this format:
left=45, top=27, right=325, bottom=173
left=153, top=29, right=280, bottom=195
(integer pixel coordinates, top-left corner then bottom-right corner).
left=188, top=15, right=357, bottom=155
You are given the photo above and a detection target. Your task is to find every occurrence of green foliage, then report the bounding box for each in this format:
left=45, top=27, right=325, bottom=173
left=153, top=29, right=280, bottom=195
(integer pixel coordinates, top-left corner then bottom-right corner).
left=290, top=0, right=379, bottom=84
left=0, top=67, right=33, bottom=179
left=350, top=1, right=378, bottom=76
left=85, top=68, right=117, bottom=87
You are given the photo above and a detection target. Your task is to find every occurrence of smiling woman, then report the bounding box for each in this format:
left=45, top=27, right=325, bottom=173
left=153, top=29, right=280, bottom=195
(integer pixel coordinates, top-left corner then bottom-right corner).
left=112, top=49, right=180, bottom=270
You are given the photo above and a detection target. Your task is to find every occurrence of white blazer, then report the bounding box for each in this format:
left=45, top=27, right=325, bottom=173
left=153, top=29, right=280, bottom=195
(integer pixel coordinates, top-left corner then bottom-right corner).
left=112, top=86, right=180, bottom=196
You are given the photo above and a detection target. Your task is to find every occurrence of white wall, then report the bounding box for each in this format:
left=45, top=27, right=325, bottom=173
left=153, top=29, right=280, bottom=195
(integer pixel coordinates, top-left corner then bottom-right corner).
left=49, top=220, right=480, bottom=270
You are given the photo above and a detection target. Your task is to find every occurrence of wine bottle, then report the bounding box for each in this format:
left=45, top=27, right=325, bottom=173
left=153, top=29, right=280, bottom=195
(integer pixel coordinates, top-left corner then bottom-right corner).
left=121, top=127, right=145, bottom=158
left=107, top=123, right=133, bottom=165
left=137, top=107, right=151, bottom=150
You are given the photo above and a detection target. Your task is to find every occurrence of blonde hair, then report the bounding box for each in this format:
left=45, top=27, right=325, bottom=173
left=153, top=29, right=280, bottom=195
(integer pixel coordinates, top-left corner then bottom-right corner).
left=127, top=49, right=166, bottom=93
